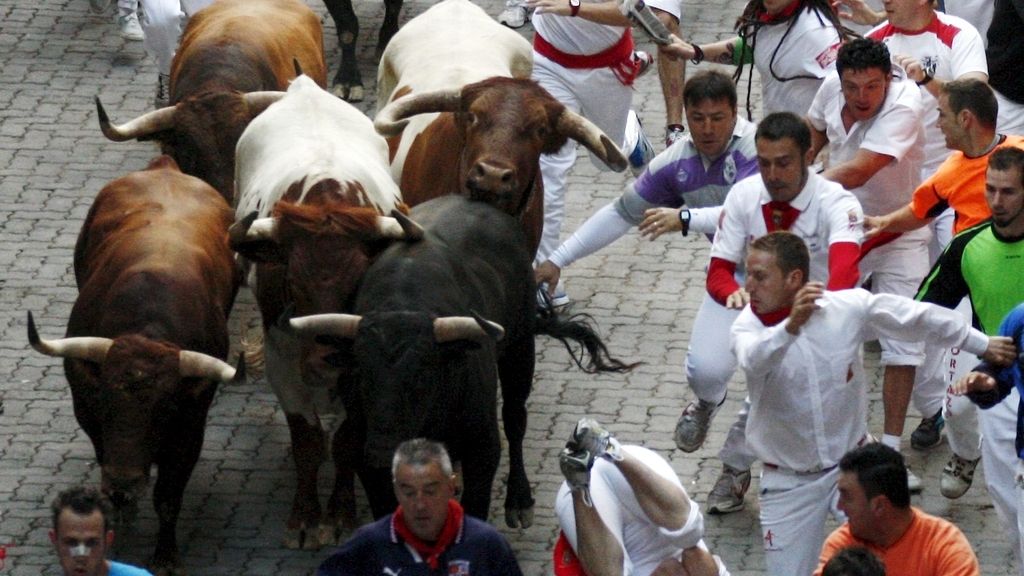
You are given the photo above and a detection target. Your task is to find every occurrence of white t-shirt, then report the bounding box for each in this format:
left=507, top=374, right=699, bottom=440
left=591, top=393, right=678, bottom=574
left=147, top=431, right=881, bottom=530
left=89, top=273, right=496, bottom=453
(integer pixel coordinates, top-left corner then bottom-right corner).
left=754, top=6, right=843, bottom=115
left=709, top=171, right=863, bottom=282
left=532, top=0, right=625, bottom=55
left=868, top=13, right=988, bottom=175
left=807, top=70, right=925, bottom=216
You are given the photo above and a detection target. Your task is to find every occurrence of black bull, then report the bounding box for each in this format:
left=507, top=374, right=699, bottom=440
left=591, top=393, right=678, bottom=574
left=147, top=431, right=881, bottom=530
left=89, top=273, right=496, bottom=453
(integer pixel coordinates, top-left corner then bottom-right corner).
left=290, top=195, right=637, bottom=528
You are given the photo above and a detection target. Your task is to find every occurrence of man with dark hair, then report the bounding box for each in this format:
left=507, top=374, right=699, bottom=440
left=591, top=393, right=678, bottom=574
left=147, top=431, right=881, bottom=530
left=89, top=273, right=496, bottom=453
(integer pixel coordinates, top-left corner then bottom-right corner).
left=49, top=486, right=151, bottom=576
left=536, top=70, right=757, bottom=295
left=821, top=547, right=886, bottom=576
left=807, top=37, right=931, bottom=491
left=814, top=444, right=980, bottom=575
left=914, top=146, right=1024, bottom=573
left=318, top=438, right=522, bottom=575
left=667, top=112, right=864, bottom=516
left=731, top=231, right=1009, bottom=575
left=866, top=79, right=1024, bottom=499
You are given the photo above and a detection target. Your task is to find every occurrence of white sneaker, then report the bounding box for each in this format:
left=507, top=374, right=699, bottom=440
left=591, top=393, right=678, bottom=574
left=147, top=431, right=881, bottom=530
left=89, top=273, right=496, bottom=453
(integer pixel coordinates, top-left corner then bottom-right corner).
left=497, top=3, right=529, bottom=28
left=906, top=466, right=923, bottom=493
left=940, top=453, right=980, bottom=499
left=118, top=13, right=144, bottom=41
left=624, top=110, right=655, bottom=176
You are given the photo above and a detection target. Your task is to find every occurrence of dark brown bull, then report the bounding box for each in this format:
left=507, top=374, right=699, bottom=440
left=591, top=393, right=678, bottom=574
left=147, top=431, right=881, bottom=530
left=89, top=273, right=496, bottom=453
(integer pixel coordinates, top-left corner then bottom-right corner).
left=95, top=0, right=327, bottom=203
left=375, top=77, right=628, bottom=256
left=321, top=0, right=403, bottom=102
left=27, top=155, right=242, bottom=576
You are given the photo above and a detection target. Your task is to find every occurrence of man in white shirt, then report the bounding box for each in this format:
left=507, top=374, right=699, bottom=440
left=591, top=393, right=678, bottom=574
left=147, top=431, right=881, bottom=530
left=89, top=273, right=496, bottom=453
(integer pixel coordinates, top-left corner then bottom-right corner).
left=731, top=230, right=1013, bottom=576
left=807, top=38, right=931, bottom=488
left=672, top=112, right=864, bottom=515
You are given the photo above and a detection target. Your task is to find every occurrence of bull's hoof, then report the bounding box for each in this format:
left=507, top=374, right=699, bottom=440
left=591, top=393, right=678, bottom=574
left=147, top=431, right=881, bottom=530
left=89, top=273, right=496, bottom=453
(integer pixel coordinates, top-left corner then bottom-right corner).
left=504, top=505, right=534, bottom=529
left=284, top=524, right=321, bottom=550
left=330, top=83, right=364, bottom=103
left=317, top=519, right=357, bottom=546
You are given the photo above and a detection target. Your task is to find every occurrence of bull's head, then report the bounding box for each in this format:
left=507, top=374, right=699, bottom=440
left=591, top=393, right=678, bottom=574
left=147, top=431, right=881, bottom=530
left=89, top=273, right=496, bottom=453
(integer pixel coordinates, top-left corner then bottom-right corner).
left=374, top=78, right=628, bottom=215
left=95, top=92, right=285, bottom=203
left=26, top=312, right=244, bottom=514
left=288, top=311, right=503, bottom=467
left=228, top=181, right=419, bottom=386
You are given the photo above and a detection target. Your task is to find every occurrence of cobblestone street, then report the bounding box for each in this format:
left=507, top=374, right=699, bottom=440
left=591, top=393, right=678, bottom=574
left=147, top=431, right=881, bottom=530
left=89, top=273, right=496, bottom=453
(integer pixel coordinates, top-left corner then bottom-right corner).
left=0, top=0, right=1016, bottom=574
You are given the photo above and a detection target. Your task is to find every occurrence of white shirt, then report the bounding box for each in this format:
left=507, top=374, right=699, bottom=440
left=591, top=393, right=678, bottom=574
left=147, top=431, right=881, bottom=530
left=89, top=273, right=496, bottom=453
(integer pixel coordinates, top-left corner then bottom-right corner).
left=755, top=7, right=843, bottom=115
left=532, top=0, right=624, bottom=55
left=807, top=69, right=925, bottom=216
left=732, top=289, right=990, bottom=472
left=709, top=171, right=863, bottom=283
left=868, top=13, right=988, bottom=174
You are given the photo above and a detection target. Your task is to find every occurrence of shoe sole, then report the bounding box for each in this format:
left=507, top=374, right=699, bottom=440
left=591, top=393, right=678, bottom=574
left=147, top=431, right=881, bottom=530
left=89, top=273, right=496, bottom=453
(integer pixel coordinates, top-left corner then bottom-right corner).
left=910, top=433, right=945, bottom=451
left=707, top=501, right=744, bottom=515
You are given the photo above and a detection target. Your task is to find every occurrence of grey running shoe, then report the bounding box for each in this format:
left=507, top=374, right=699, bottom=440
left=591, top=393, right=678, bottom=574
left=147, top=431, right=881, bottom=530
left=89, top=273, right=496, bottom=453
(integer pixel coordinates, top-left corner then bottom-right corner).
left=906, top=466, right=923, bottom=494
left=706, top=464, right=750, bottom=514
left=154, top=73, right=171, bottom=109
left=674, top=397, right=723, bottom=452
left=566, top=417, right=623, bottom=463
left=940, top=453, right=980, bottom=499
left=910, top=409, right=945, bottom=450
left=497, top=3, right=528, bottom=28
left=560, top=448, right=594, bottom=506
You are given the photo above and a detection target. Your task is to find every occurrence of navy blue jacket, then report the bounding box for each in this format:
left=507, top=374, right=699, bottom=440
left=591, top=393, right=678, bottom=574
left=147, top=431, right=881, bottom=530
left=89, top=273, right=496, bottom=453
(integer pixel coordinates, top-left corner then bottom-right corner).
left=318, top=513, right=524, bottom=576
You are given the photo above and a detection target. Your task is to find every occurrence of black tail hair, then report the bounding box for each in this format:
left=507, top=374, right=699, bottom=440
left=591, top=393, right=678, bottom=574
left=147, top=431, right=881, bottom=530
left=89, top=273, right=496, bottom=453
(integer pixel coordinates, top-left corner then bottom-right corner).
left=534, top=306, right=640, bottom=374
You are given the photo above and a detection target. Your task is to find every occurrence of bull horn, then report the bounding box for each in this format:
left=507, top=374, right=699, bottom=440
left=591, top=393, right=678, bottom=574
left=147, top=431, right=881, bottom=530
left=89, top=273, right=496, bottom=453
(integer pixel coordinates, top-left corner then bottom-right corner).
left=228, top=211, right=279, bottom=249
left=389, top=209, right=424, bottom=242
left=434, top=315, right=505, bottom=343
left=289, top=314, right=362, bottom=339
left=374, top=88, right=462, bottom=137
left=179, top=350, right=245, bottom=383
left=556, top=109, right=629, bottom=172
left=96, top=96, right=177, bottom=142
left=377, top=216, right=405, bottom=239
left=26, top=311, right=113, bottom=364
left=242, top=91, right=287, bottom=117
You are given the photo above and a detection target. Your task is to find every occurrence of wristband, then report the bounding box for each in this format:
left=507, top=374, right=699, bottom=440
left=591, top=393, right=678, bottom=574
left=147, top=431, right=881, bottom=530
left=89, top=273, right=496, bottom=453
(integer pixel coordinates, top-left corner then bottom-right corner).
left=916, top=73, right=933, bottom=86
left=690, top=44, right=705, bottom=65
left=679, top=208, right=691, bottom=237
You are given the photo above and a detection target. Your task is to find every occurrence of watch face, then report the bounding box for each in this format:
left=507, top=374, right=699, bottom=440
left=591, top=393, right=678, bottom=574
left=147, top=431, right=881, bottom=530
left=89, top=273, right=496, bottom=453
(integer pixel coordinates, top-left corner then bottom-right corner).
left=570, top=0, right=580, bottom=6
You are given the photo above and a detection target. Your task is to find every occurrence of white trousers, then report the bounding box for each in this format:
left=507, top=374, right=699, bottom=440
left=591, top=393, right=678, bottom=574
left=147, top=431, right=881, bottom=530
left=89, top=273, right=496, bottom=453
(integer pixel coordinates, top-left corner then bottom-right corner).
left=137, top=0, right=214, bottom=74
left=759, top=466, right=844, bottom=576
left=995, top=88, right=1024, bottom=136
left=1015, top=458, right=1024, bottom=576
left=981, top=389, right=1022, bottom=571
left=532, top=52, right=633, bottom=264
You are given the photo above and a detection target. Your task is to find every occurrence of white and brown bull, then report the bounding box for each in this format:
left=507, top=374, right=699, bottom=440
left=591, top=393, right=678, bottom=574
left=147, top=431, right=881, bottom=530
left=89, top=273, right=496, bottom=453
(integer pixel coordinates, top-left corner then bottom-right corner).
left=373, top=0, right=628, bottom=256
left=228, top=74, right=409, bottom=550
left=27, top=155, right=242, bottom=576
left=96, top=0, right=327, bottom=203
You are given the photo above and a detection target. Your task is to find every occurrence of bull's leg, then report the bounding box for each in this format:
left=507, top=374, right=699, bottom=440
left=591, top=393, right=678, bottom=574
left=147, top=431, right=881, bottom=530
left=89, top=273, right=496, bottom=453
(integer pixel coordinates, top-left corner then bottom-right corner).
left=497, top=335, right=536, bottom=528
left=376, top=0, right=403, bottom=61
left=459, top=425, right=501, bottom=521
left=284, top=413, right=326, bottom=550
left=322, top=0, right=363, bottom=102
left=149, top=415, right=208, bottom=576
left=358, top=465, right=398, bottom=519
left=321, top=416, right=361, bottom=545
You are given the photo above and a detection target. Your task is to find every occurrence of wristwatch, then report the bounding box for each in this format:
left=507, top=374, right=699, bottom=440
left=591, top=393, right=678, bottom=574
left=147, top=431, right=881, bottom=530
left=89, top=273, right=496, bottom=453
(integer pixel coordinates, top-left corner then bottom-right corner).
left=569, top=0, right=581, bottom=16
left=679, top=208, right=691, bottom=237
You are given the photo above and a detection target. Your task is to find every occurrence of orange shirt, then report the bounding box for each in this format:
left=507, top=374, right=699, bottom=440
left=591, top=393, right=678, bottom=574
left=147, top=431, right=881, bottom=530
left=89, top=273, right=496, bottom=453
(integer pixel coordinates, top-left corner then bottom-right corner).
left=814, top=508, right=979, bottom=576
left=910, top=135, right=1024, bottom=234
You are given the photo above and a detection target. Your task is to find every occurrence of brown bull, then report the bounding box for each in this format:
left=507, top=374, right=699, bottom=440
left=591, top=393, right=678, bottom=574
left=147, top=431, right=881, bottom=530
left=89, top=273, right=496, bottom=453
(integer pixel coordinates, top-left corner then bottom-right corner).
left=375, top=76, right=628, bottom=256
left=27, top=155, right=242, bottom=576
left=96, top=0, right=327, bottom=203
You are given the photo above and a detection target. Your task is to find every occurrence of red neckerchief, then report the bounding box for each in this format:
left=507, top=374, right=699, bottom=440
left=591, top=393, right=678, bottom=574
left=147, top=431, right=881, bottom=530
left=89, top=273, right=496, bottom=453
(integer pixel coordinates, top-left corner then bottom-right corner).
left=762, top=200, right=801, bottom=232
left=754, top=307, right=791, bottom=326
left=758, top=0, right=802, bottom=23
left=392, top=499, right=464, bottom=569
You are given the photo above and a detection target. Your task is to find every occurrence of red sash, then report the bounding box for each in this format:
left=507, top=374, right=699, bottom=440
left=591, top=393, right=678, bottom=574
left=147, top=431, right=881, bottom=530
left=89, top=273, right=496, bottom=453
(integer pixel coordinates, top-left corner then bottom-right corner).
left=534, top=29, right=644, bottom=86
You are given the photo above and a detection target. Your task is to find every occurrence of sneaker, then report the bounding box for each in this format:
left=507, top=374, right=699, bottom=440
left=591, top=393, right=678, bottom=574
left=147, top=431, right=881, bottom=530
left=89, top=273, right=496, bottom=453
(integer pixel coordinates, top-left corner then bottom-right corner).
left=154, top=73, right=171, bottom=109
left=633, top=50, right=654, bottom=79
left=665, top=124, right=686, bottom=148
left=940, top=453, right=980, bottom=499
left=118, top=13, right=144, bottom=41
left=910, top=409, right=945, bottom=450
left=674, top=397, right=723, bottom=453
left=89, top=0, right=114, bottom=14
left=624, top=110, right=655, bottom=176
left=706, top=464, right=751, bottom=514
left=906, top=466, right=923, bottom=494
left=536, top=284, right=570, bottom=311
left=497, top=3, right=529, bottom=28
left=565, top=418, right=623, bottom=463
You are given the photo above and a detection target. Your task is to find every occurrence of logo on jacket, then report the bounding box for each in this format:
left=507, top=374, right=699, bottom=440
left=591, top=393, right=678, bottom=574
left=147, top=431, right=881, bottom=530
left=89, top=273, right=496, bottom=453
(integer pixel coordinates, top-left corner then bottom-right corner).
left=382, top=568, right=402, bottom=576
left=448, top=560, right=471, bottom=575
left=724, top=156, right=737, bottom=184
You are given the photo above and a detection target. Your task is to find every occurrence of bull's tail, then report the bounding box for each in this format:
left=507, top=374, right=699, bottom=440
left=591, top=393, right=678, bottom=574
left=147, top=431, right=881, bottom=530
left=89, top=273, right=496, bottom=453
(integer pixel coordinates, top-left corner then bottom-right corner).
left=534, top=308, right=640, bottom=374
left=237, top=314, right=266, bottom=378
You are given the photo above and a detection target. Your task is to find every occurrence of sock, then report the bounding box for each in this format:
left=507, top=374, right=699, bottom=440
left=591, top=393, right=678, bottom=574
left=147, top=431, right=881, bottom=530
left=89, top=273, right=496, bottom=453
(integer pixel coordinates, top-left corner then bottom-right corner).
left=881, top=433, right=901, bottom=452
